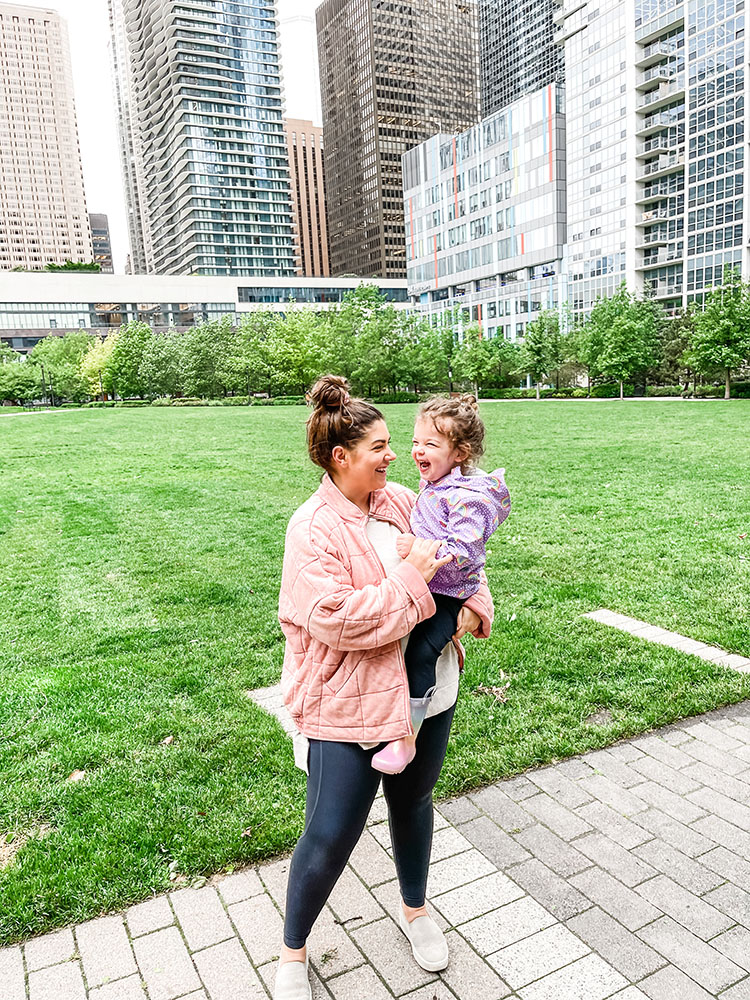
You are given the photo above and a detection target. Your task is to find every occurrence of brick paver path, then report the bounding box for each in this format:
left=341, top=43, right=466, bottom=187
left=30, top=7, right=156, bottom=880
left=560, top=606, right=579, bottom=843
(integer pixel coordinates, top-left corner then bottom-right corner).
left=6, top=700, right=750, bottom=1000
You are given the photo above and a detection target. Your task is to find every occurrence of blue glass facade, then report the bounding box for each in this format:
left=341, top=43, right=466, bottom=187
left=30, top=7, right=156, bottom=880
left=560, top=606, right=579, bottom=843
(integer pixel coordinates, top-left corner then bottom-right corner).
left=112, top=0, right=296, bottom=276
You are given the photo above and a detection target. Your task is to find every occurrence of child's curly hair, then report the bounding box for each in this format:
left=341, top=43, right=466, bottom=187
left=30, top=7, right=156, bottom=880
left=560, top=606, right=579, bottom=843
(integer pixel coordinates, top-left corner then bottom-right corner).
left=417, top=394, right=485, bottom=473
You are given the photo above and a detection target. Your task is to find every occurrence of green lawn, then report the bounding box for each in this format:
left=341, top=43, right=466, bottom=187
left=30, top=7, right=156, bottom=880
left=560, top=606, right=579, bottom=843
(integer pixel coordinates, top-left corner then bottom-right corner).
left=1, top=402, right=749, bottom=943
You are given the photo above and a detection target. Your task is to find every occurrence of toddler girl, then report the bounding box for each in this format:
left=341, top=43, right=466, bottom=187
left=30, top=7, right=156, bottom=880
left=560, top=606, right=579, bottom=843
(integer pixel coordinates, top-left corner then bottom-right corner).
left=371, top=395, right=511, bottom=775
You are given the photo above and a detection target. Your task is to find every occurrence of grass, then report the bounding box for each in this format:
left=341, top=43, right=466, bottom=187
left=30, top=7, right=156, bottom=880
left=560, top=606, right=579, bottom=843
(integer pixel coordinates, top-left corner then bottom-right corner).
left=1, top=401, right=749, bottom=943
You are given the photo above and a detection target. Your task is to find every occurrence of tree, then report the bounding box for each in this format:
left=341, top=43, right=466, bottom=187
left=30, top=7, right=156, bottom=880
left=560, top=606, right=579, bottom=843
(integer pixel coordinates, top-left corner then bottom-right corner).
left=575, top=285, right=661, bottom=398
left=265, top=307, right=319, bottom=395
left=656, top=308, right=695, bottom=388
left=108, top=321, right=153, bottom=398
left=181, top=316, right=236, bottom=398
left=44, top=260, right=102, bottom=274
left=139, top=329, right=184, bottom=397
left=80, top=334, right=118, bottom=398
left=44, top=260, right=101, bottom=272
left=222, top=311, right=275, bottom=397
left=30, top=331, right=94, bottom=403
left=0, top=346, right=39, bottom=404
left=598, top=287, right=662, bottom=398
left=517, top=310, right=564, bottom=398
left=690, top=268, right=750, bottom=399
left=454, top=325, right=492, bottom=395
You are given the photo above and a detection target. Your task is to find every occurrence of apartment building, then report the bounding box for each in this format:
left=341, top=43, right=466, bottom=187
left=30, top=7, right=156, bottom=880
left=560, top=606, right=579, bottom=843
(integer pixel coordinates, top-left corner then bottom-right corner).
left=108, top=0, right=296, bottom=277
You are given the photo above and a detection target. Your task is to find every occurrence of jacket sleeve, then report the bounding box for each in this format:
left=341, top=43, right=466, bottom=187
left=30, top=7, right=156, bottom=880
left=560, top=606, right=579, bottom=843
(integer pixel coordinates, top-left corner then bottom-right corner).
left=282, top=521, right=436, bottom=651
left=463, top=572, right=493, bottom=638
left=434, top=495, right=501, bottom=568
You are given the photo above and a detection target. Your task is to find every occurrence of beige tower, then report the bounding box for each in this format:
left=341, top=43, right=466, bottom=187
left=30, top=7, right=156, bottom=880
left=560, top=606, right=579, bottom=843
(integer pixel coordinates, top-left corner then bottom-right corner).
left=0, top=2, right=93, bottom=270
left=285, top=119, right=330, bottom=278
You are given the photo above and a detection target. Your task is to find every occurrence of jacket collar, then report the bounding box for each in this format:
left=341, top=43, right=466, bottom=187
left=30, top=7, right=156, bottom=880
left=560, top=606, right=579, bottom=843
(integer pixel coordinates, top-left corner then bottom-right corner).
left=319, top=473, right=399, bottom=524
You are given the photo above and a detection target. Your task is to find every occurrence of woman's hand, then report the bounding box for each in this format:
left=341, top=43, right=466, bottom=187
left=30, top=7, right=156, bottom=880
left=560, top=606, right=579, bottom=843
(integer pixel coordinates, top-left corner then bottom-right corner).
left=453, top=606, right=481, bottom=641
left=404, top=537, right=452, bottom=583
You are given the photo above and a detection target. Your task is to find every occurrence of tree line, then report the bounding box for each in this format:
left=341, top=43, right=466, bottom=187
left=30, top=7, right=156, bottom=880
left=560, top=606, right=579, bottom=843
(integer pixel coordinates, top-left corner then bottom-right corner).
left=1, top=275, right=749, bottom=406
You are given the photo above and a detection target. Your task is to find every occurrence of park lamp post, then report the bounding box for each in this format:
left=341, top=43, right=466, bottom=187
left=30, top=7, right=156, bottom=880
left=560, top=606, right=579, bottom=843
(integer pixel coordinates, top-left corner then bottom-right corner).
left=40, top=363, right=47, bottom=407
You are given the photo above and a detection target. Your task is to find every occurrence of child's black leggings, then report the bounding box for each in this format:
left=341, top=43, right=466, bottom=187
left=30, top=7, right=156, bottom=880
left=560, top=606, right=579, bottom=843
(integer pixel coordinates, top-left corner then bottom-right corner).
left=404, top=593, right=465, bottom=698
left=283, top=704, right=456, bottom=949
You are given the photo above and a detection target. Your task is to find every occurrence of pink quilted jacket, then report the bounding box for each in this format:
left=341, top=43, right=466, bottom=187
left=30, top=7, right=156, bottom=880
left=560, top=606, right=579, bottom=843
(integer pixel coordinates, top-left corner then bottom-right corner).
left=278, top=474, right=494, bottom=742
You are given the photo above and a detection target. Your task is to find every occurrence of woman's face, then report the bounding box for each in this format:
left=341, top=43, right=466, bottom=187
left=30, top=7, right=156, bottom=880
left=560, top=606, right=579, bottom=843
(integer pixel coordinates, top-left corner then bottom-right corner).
left=335, top=419, right=396, bottom=493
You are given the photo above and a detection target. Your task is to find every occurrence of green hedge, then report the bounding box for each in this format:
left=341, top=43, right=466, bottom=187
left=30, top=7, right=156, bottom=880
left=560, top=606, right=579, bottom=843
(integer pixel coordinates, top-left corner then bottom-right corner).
left=646, top=386, right=683, bottom=397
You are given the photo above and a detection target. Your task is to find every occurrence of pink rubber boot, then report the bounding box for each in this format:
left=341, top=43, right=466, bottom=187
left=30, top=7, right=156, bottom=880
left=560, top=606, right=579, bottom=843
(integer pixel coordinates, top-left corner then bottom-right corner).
left=371, top=687, right=435, bottom=775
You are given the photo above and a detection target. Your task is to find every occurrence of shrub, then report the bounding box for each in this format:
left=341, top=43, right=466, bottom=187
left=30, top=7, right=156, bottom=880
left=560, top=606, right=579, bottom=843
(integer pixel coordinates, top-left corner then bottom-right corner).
left=693, top=385, right=724, bottom=398
left=493, top=387, right=536, bottom=399
left=114, top=399, right=151, bottom=407
left=83, top=400, right=116, bottom=408
left=646, top=385, right=683, bottom=397
left=540, top=387, right=575, bottom=398
left=370, top=392, right=419, bottom=404
left=572, top=388, right=589, bottom=398
left=150, top=397, right=173, bottom=406
left=731, top=381, right=750, bottom=398
left=271, top=395, right=306, bottom=405
left=171, top=397, right=205, bottom=406
left=589, top=383, right=635, bottom=398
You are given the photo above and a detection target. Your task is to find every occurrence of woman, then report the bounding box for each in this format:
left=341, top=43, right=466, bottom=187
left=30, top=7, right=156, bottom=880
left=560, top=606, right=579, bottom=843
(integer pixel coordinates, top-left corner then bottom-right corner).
left=275, top=376, right=494, bottom=1000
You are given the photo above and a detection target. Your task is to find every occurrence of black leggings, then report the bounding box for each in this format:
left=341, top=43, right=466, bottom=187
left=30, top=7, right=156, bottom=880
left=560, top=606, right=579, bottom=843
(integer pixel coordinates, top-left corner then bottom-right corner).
left=283, top=704, right=456, bottom=949
left=404, top=593, right=465, bottom=698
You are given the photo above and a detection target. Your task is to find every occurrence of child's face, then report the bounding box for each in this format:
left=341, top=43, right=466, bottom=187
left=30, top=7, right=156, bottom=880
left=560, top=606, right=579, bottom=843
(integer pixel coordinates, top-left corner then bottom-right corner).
left=411, top=417, right=466, bottom=483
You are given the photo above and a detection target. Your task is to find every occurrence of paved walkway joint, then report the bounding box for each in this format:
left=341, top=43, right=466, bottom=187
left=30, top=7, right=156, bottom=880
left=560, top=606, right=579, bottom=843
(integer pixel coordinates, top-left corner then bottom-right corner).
left=585, top=608, right=750, bottom=672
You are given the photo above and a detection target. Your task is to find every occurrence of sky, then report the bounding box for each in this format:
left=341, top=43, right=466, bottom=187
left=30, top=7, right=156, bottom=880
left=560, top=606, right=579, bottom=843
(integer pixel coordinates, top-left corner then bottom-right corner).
left=43, top=0, right=322, bottom=272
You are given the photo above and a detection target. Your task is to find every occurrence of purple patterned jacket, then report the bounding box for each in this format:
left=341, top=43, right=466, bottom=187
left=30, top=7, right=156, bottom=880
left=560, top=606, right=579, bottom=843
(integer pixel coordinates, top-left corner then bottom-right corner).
left=410, top=466, right=511, bottom=599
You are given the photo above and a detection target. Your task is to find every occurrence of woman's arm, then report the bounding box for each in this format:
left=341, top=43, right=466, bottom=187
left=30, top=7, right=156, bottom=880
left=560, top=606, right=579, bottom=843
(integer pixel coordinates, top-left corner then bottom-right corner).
left=281, top=522, right=443, bottom=651
left=462, top=573, right=493, bottom=638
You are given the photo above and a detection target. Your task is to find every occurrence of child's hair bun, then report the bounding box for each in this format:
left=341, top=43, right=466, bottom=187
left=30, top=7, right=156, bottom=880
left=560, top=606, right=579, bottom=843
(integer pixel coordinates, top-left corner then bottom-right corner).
left=309, top=374, right=351, bottom=410
left=458, top=393, right=479, bottom=411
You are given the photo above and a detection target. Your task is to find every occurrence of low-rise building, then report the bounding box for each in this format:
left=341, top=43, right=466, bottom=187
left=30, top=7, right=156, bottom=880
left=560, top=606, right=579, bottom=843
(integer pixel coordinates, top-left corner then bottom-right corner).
left=0, top=273, right=407, bottom=353
left=403, top=84, right=567, bottom=340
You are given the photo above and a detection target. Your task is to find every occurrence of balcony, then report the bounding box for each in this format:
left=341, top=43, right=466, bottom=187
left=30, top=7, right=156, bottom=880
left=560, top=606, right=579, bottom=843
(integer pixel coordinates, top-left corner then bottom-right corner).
left=636, top=63, right=680, bottom=90
left=637, top=152, right=684, bottom=180
left=637, top=135, right=683, bottom=158
left=640, top=207, right=677, bottom=224
left=636, top=4, right=685, bottom=45
left=641, top=249, right=683, bottom=268
left=647, top=281, right=683, bottom=299
left=635, top=38, right=682, bottom=69
left=636, top=109, right=684, bottom=137
left=636, top=181, right=683, bottom=205
left=636, top=230, right=669, bottom=249
left=638, top=76, right=685, bottom=112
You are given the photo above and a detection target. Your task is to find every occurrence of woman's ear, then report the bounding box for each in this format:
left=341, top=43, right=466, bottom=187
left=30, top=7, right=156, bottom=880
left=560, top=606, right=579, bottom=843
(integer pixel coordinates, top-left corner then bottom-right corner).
left=331, top=444, right=347, bottom=468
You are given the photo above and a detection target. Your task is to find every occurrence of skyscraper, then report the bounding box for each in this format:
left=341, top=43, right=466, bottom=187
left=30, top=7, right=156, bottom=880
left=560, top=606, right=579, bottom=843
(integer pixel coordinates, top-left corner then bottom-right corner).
left=478, top=0, right=564, bottom=116
left=89, top=214, right=114, bottom=273
left=0, top=2, right=93, bottom=271
left=317, top=0, right=479, bottom=279
left=285, top=120, right=330, bottom=277
left=559, top=0, right=745, bottom=316
left=109, top=0, right=296, bottom=277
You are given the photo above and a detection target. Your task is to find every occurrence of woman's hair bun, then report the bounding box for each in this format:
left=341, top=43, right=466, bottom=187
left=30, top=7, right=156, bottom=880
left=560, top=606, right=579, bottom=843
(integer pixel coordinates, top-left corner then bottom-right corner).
left=309, top=374, right=351, bottom=410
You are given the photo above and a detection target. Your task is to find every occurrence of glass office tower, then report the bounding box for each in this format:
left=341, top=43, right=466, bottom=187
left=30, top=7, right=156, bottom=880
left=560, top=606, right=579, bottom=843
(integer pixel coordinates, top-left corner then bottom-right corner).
left=109, top=0, right=296, bottom=276
left=479, top=0, right=564, bottom=116
left=317, top=0, right=480, bottom=279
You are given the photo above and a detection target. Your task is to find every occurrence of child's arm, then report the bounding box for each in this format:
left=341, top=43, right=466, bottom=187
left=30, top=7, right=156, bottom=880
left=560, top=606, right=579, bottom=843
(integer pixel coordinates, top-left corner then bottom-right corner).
left=434, top=498, right=496, bottom=565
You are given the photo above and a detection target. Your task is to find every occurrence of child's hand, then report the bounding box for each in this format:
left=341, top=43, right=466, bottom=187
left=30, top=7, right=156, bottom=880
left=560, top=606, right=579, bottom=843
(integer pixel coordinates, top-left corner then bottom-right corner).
left=395, top=533, right=416, bottom=559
